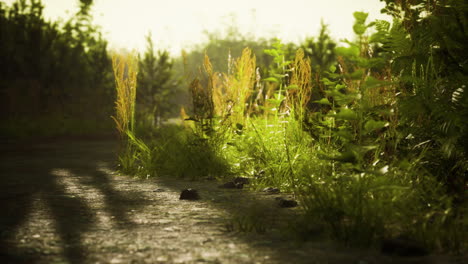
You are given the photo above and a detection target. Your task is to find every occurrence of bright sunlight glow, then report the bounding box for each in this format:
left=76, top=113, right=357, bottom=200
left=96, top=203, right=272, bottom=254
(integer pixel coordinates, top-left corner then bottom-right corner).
left=3, top=0, right=391, bottom=55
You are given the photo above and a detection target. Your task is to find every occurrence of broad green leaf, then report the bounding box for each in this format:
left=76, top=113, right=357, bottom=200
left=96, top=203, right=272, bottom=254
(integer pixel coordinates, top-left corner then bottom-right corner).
left=321, top=77, right=336, bottom=86
left=314, top=98, right=331, bottom=105
left=350, top=69, right=365, bottom=80
left=273, top=73, right=286, bottom=79
left=273, top=92, right=285, bottom=100
left=358, top=145, right=378, bottom=152
left=364, top=120, right=388, bottom=133
left=353, top=23, right=367, bottom=35
left=353, top=12, right=369, bottom=24
left=264, top=49, right=278, bottom=57
left=326, top=90, right=358, bottom=105
left=325, top=89, right=342, bottom=98
left=335, top=84, right=346, bottom=90
left=329, top=65, right=337, bottom=72
left=320, top=118, right=334, bottom=126
left=327, top=72, right=340, bottom=79
left=335, top=46, right=360, bottom=58
left=281, top=61, right=292, bottom=67
left=335, top=108, right=358, bottom=120
left=266, top=98, right=282, bottom=105
left=286, top=85, right=299, bottom=90
left=263, top=77, right=278, bottom=83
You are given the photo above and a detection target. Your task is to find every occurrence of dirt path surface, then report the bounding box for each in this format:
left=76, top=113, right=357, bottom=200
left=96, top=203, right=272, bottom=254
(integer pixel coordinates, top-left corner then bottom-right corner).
left=0, top=139, right=465, bottom=264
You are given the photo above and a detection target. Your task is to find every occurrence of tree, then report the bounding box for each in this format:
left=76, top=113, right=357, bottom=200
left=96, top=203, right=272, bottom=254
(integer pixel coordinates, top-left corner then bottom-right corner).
left=299, top=22, right=337, bottom=115
left=302, top=21, right=337, bottom=73
left=137, top=33, right=178, bottom=127
left=0, top=0, right=114, bottom=137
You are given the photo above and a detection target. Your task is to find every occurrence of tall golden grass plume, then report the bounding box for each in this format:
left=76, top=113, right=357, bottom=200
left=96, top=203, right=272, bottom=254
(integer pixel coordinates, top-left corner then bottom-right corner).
left=235, top=48, right=256, bottom=117
left=203, top=53, right=216, bottom=120
left=289, top=48, right=312, bottom=119
left=111, top=52, right=138, bottom=139
left=188, top=48, right=257, bottom=127
left=189, top=53, right=215, bottom=123
left=212, top=71, right=225, bottom=117
left=220, top=47, right=256, bottom=124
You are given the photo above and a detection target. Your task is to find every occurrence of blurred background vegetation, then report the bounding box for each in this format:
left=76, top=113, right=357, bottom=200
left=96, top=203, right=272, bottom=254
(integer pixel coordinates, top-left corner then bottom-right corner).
left=0, top=0, right=338, bottom=139
left=0, top=0, right=114, bottom=138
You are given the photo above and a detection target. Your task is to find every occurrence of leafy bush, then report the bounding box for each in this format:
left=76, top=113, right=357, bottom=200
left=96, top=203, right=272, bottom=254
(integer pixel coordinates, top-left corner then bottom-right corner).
left=110, top=2, right=467, bottom=253
left=0, top=0, right=114, bottom=137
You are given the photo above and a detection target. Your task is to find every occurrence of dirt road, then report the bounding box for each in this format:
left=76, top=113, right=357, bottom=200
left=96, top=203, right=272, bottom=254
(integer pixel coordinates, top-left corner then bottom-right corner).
left=0, top=139, right=464, bottom=264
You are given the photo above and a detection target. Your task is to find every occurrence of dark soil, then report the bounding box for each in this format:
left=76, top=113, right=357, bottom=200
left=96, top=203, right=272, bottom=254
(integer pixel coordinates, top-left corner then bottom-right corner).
left=0, top=139, right=465, bottom=264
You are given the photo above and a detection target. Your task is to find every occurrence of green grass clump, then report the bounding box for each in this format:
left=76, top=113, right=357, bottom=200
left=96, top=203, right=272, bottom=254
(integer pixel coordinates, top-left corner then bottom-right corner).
left=111, top=20, right=467, bottom=253
left=111, top=52, right=143, bottom=175
left=151, top=124, right=231, bottom=179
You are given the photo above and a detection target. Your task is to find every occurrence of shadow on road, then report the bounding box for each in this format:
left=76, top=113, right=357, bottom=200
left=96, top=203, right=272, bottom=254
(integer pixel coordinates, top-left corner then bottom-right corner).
left=1, top=139, right=461, bottom=264
left=0, top=139, right=147, bottom=264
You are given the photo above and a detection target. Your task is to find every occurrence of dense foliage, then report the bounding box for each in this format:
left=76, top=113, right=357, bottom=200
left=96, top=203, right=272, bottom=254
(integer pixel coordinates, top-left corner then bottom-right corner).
left=114, top=0, right=467, bottom=253
left=137, top=33, right=180, bottom=127
left=379, top=0, right=468, bottom=203
left=0, top=0, right=115, bottom=137
left=2, top=0, right=465, bottom=255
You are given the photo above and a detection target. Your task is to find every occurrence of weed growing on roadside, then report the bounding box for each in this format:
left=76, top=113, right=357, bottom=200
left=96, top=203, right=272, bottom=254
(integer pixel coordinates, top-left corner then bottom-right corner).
left=111, top=52, right=159, bottom=177
left=112, top=53, right=138, bottom=139
left=111, top=13, right=467, bottom=253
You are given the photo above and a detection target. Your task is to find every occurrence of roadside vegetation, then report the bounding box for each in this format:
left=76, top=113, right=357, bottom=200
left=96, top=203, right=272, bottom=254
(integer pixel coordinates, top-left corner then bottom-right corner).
left=0, top=0, right=115, bottom=138
left=113, top=0, right=467, bottom=253
left=2, top=0, right=466, bottom=255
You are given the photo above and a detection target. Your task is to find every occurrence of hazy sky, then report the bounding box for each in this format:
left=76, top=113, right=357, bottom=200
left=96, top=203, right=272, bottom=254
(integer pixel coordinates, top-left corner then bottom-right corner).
left=4, top=0, right=391, bottom=54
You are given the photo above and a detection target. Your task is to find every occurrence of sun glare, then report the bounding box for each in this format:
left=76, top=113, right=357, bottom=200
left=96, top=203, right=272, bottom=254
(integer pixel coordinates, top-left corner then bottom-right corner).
left=3, top=0, right=390, bottom=54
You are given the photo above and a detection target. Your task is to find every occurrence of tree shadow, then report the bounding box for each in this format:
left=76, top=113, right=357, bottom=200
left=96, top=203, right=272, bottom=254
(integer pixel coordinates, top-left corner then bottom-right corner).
left=0, top=139, right=148, bottom=264
left=1, top=139, right=453, bottom=264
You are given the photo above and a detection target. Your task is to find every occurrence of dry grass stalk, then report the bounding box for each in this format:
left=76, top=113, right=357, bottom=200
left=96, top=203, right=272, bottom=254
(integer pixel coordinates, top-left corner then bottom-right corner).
left=189, top=53, right=215, bottom=123
left=220, top=48, right=256, bottom=124
left=288, top=48, right=312, bottom=119
left=111, top=53, right=138, bottom=139
left=212, top=72, right=226, bottom=117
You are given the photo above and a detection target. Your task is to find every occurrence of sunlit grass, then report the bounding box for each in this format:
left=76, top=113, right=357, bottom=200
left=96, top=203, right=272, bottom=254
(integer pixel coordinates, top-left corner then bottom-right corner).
left=112, top=29, right=466, bottom=254
left=111, top=52, right=144, bottom=175
left=111, top=53, right=138, bottom=140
